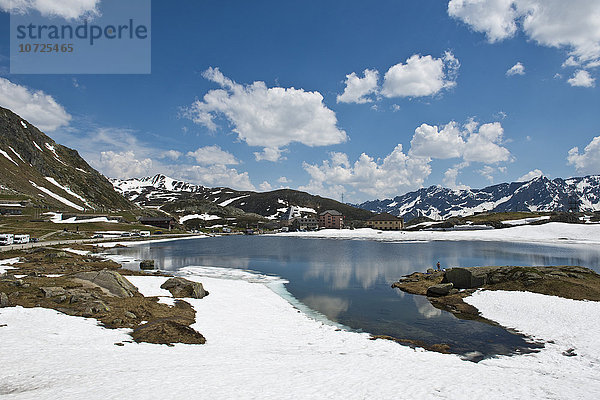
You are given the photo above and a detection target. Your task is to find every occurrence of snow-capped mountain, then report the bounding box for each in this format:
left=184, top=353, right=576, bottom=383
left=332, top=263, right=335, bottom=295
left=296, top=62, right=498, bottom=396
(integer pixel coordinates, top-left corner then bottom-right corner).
left=355, top=176, right=600, bottom=221
left=111, top=174, right=373, bottom=221
left=0, top=106, right=132, bottom=211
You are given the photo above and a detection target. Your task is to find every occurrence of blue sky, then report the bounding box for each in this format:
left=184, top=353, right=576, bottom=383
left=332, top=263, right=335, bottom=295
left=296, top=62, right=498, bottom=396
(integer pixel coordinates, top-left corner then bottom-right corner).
left=1, top=0, right=599, bottom=202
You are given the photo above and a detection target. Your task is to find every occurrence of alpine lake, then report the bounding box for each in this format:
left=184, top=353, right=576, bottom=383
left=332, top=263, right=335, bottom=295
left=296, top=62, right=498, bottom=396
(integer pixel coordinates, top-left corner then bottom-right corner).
left=107, top=235, right=600, bottom=359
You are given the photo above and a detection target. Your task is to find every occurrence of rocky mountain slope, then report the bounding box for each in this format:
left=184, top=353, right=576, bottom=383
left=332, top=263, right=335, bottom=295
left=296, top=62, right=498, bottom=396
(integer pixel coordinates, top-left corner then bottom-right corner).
left=0, top=106, right=133, bottom=211
left=111, top=174, right=373, bottom=221
left=355, top=176, right=600, bottom=221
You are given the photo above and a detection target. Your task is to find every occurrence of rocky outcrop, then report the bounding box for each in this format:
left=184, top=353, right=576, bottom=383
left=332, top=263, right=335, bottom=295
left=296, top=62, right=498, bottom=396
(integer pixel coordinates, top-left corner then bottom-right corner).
left=160, top=277, right=208, bottom=299
left=131, top=319, right=206, bottom=345
left=0, top=292, right=9, bottom=307
left=426, top=283, right=456, bottom=297
left=443, top=267, right=489, bottom=289
left=441, top=266, right=593, bottom=289
left=73, top=269, right=139, bottom=297
left=140, top=260, right=155, bottom=270
left=40, top=286, right=67, bottom=298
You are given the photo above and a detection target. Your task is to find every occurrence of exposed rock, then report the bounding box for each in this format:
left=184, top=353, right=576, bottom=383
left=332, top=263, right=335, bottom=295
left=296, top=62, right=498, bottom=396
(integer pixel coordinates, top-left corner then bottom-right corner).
left=427, top=283, right=454, bottom=297
left=83, top=300, right=111, bottom=316
left=69, top=291, right=95, bottom=304
left=131, top=319, right=206, bottom=345
left=54, top=295, right=68, bottom=303
left=442, top=266, right=594, bottom=289
left=46, top=251, right=68, bottom=259
left=72, top=269, right=139, bottom=298
left=40, top=286, right=67, bottom=298
left=443, top=267, right=489, bottom=289
left=562, top=348, right=577, bottom=357
left=426, top=268, right=435, bottom=274
left=160, top=277, right=208, bottom=299
left=140, top=260, right=155, bottom=270
left=124, top=311, right=137, bottom=319
left=0, top=292, right=9, bottom=307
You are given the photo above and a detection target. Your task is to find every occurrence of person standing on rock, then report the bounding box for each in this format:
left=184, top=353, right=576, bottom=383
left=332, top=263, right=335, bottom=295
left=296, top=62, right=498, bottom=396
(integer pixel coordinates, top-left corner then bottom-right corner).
left=436, top=261, right=441, bottom=271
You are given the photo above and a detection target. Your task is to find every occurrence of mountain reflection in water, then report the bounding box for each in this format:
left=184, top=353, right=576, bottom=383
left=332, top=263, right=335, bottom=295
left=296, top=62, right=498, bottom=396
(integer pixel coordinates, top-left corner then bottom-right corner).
left=108, top=236, right=600, bottom=357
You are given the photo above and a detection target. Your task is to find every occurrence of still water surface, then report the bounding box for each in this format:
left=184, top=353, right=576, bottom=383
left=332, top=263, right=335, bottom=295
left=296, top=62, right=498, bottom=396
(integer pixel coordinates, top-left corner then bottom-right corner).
left=108, top=236, right=600, bottom=357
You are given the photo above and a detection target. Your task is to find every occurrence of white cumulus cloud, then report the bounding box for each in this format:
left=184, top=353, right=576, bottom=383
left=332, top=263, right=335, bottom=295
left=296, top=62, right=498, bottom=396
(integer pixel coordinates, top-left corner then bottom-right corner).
left=161, top=150, right=182, bottom=161
left=409, top=120, right=510, bottom=164
left=462, top=122, right=511, bottom=163
left=381, top=52, right=460, bottom=98
left=567, top=70, right=596, bottom=87
left=517, top=169, right=544, bottom=181
left=0, top=78, right=71, bottom=131
left=254, top=147, right=285, bottom=162
left=184, top=67, right=347, bottom=162
left=478, top=165, right=506, bottom=182
left=448, top=0, right=600, bottom=66
left=300, top=146, right=432, bottom=200
left=506, top=62, right=525, bottom=76
left=179, top=164, right=256, bottom=191
left=568, top=136, right=600, bottom=174
left=448, top=0, right=518, bottom=43
left=259, top=181, right=273, bottom=191
left=97, top=151, right=152, bottom=179
left=52, top=125, right=257, bottom=191
left=443, top=162, right=471, bottom=190
left=409, top=121, right=465, bottom=159
left=336, top=69, right=379, bottom=104
left=0, top=0, right=100, bottom=20
left=187, top=145, right=238, bottom=165
left=300, top=118, right=511, bottom=200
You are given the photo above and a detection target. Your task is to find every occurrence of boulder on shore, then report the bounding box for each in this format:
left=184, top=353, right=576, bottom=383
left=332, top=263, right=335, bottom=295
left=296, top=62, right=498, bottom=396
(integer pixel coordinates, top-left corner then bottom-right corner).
left=426, top=283, right=455, bottom=297
left=73, top=269, right=139, bottom=298
left=0, top=292, right=9, bottom=307
left=160, top=277, right=208, bottom=299
left=443, top=267, right=488, bottom=289
left=442, top=265, right=594, bottom=289
left=140, top=260, right=155, bottom=270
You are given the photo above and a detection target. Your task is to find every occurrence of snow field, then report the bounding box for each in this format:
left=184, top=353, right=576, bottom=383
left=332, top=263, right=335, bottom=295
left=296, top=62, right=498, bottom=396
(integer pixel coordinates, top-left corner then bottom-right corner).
left=0, top=257, right=20, bottom=274
left=179, top=213, right=221, bottom=224
left=273, top=223, right=600, bottom=245
left=1, top=267, right=599, bottom=399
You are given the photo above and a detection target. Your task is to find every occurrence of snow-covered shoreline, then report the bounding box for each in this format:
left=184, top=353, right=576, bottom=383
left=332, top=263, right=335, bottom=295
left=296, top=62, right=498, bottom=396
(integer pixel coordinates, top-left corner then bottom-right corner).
left=271, top=222, right=600, bottom=246
left=1, top=265, right=599, bottom=399
left=95, top=234, right=208, bottom=248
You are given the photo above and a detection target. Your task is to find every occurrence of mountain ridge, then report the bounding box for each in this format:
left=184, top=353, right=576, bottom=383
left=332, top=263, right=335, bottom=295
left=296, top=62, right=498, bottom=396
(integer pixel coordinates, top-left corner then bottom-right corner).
left=0, top=106, right=133, bottom=211
left=111, top=174, right=374, bottom=222
left=354, top=175, right=600, bottom=221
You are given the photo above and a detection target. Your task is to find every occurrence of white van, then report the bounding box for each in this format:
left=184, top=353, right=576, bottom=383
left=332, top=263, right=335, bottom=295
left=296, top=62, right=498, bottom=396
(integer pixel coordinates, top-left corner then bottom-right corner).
left=140, top=231, right=150, bottom=237
left=14, top=234, right=30, bottom=244
left=0, top=234, right=14, bottom=245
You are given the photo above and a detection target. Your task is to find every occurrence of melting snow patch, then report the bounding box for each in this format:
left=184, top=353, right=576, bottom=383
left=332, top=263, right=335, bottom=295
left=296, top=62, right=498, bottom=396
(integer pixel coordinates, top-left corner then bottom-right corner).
left=218, top=195, right=250, bottom=207
left=272, top=223, right=600, bottom=245
left=61, top=248, right=90, bottom=256
left=179, top=214, right=221, bottom=224
left=8, top=147, right=25, bottom=163
left=45, top=177, right=91, bottom=207
left=0, top=257, right=21, bottom=274
left=0, top=149, right=18, bottom=166
left=503, top=216, right=551, bottom=226
left=20, top=121, right=27, bottom=128
left=29, top=181, right=84, bottom=211
left=32, top=141, right=43, bottom=151
left=44, top=143, right=66, bottom=165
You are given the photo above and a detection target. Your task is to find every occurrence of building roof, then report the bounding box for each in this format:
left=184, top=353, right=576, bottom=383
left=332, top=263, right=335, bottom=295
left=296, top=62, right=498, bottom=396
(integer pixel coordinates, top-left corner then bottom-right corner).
left=368, top=213, right=401, bottom=221
left=319, top=210, right=342, bottom=216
